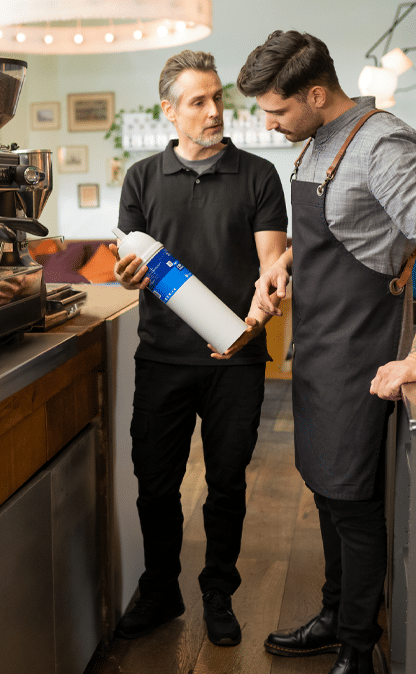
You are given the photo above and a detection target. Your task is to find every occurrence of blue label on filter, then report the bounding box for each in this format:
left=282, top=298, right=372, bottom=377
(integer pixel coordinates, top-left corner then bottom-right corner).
left=146, top=248, right=192, bottom=303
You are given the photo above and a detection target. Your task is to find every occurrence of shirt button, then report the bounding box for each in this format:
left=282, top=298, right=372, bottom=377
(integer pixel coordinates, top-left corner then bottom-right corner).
left=196, top=178, right=200, bottom=184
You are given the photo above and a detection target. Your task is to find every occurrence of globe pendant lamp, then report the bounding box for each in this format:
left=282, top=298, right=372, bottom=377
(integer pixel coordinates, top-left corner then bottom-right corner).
left=381, top=47, right=413, bottom=75
left=358, top=66, right=398, bottom=108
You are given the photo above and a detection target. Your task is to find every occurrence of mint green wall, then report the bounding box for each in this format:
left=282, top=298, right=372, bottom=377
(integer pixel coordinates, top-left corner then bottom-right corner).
left=0, top=0, right=414, bottom=239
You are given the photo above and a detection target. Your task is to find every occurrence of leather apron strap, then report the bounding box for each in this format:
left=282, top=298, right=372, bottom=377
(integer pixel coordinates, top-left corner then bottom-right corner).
left=390, top=249, right=416, bottom=295
left=293, top=108, right=416, bottom=295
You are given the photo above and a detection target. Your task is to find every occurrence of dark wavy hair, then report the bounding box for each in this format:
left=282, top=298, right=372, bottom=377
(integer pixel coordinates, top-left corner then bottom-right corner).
left=237, top=30, right=340, bottom=100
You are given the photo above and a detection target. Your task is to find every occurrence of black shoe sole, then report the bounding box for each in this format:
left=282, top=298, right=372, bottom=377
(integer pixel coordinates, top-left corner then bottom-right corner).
left=204, top=618, right=242, bottom=647
left=264, top=640, right=341, bottom=657
left=207, top=632, right=242, bottom=647
left=115, top=602, right=185, bottom=640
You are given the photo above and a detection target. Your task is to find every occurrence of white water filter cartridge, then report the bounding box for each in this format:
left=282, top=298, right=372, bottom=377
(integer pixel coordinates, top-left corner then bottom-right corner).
left=112, top=227, right=247, bottom=355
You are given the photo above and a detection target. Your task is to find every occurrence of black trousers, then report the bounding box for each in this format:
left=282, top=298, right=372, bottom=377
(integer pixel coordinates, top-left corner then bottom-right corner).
left=314, top=493, right=387, bottom=651
left=313, top=403, right=393, bottom=652
left=130, top=359, right=265, bottom=598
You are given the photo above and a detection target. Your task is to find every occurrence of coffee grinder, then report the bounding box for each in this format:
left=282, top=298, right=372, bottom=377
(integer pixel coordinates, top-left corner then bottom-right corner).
left=0, top=57, right=53, bottom=342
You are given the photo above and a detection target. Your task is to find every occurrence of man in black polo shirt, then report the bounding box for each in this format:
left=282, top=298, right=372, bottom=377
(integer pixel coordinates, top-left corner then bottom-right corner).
left=109, top=49, right=287, bottom=646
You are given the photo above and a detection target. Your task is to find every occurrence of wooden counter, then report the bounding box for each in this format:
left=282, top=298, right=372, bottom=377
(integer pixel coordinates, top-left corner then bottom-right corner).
left=0, top=285, right=138, bottom=506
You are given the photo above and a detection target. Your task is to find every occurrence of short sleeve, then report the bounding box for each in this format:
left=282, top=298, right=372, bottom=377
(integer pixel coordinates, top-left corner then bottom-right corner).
left=118, top=164, right=147, bottom=235
left=252, top=164, right=288, bottom=233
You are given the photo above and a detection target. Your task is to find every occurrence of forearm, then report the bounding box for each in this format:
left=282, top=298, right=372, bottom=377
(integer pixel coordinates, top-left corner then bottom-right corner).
left=252, top=233, right=289, bottom=320
left=274, top=245, right=293, bottom=275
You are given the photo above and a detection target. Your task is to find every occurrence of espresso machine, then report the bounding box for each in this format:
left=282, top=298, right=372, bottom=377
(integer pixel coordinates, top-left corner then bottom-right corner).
left=0, top=57, right=54, bottom=342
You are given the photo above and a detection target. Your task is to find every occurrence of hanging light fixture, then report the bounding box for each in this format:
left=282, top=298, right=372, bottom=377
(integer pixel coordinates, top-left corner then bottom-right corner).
left=358, top=66, right=398, bottom=108
left=358, top=2, right=416, bottom=108
left=0, top=0, right=212, bottom=54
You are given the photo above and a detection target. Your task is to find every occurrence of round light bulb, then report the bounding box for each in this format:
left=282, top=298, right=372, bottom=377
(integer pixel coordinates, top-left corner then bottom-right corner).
left=44, top=34, right=53, bottom=45
left=16, top=32, right=26, bottom=43
left=74, top=33, right=84, bottom=44
left=176, top=21, right=186, bottom=32
left=133, top=29, right=142, bottom=40
left=0, top=30, right=3, bottom=39
left=105, top=32, right=115, bottom=43
left=157, top=25, right=169, bottom=38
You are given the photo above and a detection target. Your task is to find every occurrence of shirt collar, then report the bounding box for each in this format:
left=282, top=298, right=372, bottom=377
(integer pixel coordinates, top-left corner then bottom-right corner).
left=313, top=96, right=376, bottom=145
left=162, top=137, right=240, bottom=174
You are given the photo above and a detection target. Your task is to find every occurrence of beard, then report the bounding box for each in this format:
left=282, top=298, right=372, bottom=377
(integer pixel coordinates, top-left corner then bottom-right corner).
left=195, top=129, right=224, bottom=147
left=183, top=118, right=224, bottom=147
left=280, top=103, right=320, bottom=142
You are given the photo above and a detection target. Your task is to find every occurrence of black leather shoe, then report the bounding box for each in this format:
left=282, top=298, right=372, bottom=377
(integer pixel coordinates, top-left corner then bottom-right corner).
left=203, top=589, right=241, bottom=646
left=328, top=643, right=374, bottom=674
left=115, top=587, right=185, bottom=639
left=264, top=607, right=341, bottom=657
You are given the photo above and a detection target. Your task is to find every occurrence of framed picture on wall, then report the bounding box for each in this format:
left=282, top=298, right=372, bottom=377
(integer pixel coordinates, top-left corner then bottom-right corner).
left=78, top=183, right=100, bottom=208
left=67, top=92, right=115, bottom=132
left=30, top=102, right=61, bottom=130
left=106, top=157, right=124, bottom=186
left=57, top=145, right=88, bottom=173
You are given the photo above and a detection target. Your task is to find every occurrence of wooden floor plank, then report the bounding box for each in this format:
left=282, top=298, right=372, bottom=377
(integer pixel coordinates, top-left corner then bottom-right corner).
left=193, top=560, right=288, bottom=674
left=269, top=483, right=331, bottom=674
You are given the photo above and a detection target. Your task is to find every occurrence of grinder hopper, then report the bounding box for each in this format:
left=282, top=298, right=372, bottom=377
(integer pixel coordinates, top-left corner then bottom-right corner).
left=0, top=58, right=52, bottom=221
left=0, top=57, right=26, bottom=130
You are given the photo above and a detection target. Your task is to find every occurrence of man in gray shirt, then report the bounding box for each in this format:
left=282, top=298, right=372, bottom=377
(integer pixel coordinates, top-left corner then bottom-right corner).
left=238, top=30, right=416, bottom=674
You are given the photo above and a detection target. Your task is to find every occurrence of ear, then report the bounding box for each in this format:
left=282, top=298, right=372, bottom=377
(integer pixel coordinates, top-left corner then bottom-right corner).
left=307, top=86, right=327, bottom=110
left=161, top=99, right=176, bottom=123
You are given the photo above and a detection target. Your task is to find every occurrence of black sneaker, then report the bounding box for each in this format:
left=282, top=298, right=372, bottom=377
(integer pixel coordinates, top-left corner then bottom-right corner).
left=202, top=589, right=241, bottom=646
left=115, top=587, right=185, bottom=639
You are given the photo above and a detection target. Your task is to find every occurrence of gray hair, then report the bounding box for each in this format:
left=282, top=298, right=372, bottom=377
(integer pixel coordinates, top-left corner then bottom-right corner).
left=159, top=50, right=218, bottom=106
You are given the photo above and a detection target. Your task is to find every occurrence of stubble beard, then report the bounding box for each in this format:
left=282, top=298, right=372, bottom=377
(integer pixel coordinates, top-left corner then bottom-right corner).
left=184, top=119, right=224, bottom=147
left=196, top=128, right=224, bottom=147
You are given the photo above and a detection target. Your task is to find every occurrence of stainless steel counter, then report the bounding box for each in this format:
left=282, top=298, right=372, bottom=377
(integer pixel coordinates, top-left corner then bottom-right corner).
left=0, top=332, right=77, bottom=403
left=0, top=284, right=138, bottom=404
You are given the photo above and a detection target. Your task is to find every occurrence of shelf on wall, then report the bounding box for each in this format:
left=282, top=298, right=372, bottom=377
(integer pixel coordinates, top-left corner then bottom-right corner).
left=121, top=112, right=297, bottom=153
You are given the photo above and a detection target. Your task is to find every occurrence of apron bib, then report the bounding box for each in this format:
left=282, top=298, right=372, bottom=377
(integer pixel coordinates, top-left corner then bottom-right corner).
left=291, top=113, right=404, bottom=500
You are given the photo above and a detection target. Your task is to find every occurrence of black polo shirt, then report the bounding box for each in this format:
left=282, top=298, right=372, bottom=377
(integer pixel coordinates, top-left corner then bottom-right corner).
left=118, top=138, right=287, bottom=365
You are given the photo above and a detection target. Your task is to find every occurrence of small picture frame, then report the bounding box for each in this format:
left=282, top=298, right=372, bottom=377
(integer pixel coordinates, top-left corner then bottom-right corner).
left=106, top=157, right=124, bottom=187
left=57, top=145, right=88, bottom=173
left=68, top=92, right=115, bottom=132
left=78, top=183, right=100, bottom=208
left=30, top=102, right=60, bottom=130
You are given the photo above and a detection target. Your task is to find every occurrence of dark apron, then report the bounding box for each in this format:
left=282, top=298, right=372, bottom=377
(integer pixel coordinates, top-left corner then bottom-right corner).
left=291, top=113, right=404, bottom=500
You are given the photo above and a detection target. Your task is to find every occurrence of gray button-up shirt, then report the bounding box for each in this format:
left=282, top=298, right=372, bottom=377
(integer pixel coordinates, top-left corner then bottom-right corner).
left=297, top=96, right=416, bottom=276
